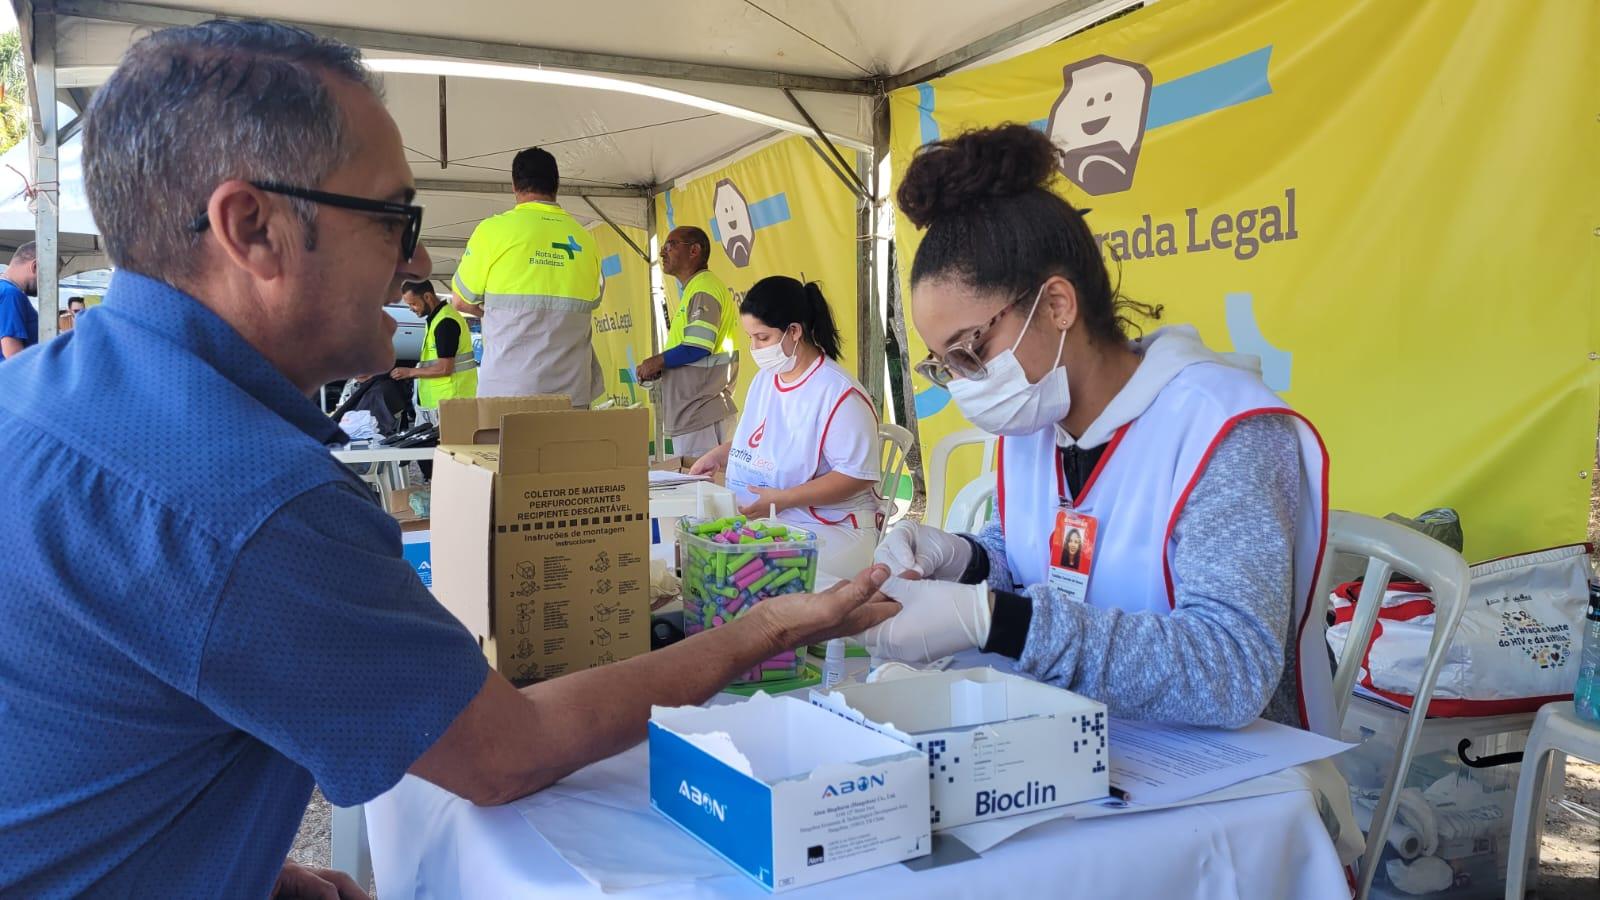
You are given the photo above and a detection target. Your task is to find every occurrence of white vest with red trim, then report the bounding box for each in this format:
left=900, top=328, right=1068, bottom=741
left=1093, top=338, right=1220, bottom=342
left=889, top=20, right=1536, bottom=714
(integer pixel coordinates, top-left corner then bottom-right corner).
left=997, top=360, right=1337, bottom=735
left=726, top=356, right=880, bottom=529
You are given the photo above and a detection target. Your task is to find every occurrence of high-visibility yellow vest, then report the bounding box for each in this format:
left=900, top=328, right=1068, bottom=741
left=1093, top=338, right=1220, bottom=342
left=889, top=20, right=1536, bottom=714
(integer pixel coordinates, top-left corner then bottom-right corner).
left=417, top=302, right=478, bottom=409
left=667, top=268, right=737, bottom=363
left=451, top=200, right=600, bottom=313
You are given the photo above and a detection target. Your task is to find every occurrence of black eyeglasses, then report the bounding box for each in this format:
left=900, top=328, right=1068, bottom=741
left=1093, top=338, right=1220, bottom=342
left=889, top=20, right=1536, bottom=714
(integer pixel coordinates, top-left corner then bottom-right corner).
left=189, top=180, right=425, bottom=261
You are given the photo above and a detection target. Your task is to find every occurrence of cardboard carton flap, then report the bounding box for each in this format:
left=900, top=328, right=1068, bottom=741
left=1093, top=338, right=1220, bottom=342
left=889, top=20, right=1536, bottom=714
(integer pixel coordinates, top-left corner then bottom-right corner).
left=429, top=451, right=496, bottom=639
left=436, top=444, right=500, bottom=470
left=439, top=395, right=571, bottom=445
left=814, top=668, right=1098, bottom=736
left=497, top=407, right=649, bottom=476
left=654, top=694, right=916, bottom=783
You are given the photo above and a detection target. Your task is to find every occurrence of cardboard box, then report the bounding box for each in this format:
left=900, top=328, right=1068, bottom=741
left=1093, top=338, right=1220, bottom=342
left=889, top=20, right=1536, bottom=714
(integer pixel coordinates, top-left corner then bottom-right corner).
left=383, top=487, right=432, bottom=587
left=385, top=486, right=429, bottom=528
left=649, top=693, right=930, bottom=892
left=400, top=531, right=432, bottom=587
left=812, top=668, right=1108, bottom=829
left=431, top=396, right=652, bottom=681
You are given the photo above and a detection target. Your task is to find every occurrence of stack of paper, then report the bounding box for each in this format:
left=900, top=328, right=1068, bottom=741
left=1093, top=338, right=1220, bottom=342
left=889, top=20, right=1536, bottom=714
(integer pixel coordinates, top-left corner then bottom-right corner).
left=647, top=470, right=711, bottom=487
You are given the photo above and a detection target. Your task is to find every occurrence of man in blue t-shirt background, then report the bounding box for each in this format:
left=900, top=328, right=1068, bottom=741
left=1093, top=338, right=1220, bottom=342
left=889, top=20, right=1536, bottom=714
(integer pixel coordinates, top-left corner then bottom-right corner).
left=0, top=241, right=38, bottom=359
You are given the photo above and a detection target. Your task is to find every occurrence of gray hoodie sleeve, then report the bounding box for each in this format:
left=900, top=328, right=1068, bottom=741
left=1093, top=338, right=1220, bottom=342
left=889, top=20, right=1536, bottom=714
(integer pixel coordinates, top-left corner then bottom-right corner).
left=964, top=415, right=1302, bottom=728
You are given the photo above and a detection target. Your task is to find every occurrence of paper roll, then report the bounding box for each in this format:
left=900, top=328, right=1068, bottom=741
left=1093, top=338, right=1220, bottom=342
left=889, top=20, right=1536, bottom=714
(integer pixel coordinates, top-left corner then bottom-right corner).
left=1385, top=820, right=1423, bottom=860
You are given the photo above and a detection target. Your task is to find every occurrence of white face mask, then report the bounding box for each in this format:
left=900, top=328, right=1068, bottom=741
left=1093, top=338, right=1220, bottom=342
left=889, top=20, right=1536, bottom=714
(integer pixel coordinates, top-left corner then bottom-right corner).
left=946, top=283, right=1071, bottom=436
left=751, top=327, right=799, bottom=374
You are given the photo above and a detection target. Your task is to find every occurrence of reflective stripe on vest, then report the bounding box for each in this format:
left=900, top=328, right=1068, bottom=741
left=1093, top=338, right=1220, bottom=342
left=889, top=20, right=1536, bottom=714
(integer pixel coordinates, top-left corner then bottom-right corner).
left=482, top=292, right=598, bottom=314
left=683, top=350, right=736, bottom=368
left=668, top=268, right=736, bottom=354
left=418, top=303, right=479, bottom=409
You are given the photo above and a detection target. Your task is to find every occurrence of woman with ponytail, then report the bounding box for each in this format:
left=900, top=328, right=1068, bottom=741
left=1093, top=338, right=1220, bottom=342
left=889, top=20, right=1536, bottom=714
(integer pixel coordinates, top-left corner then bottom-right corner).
left=690, top=276, right=882, bottom=576
left=864, top=124, right=1336, bottom=733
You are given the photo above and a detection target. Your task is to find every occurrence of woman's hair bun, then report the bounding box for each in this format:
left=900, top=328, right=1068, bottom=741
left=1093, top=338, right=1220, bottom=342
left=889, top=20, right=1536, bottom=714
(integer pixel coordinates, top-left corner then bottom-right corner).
left=896, top=123, right=1062, bottom=229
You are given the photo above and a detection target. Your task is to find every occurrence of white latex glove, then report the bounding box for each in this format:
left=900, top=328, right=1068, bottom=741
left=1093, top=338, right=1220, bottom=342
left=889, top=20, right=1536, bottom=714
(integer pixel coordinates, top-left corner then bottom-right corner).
left=860, top=577, right=991, bottom=663
left=872, top=520, right=972, bottom=580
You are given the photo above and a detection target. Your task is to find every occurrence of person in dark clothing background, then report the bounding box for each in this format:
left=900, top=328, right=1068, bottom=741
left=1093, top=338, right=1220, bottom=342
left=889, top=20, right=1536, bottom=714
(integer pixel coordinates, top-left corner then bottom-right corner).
left=331, top=372, right=413, bottom=436
left=391, top=277, right=476, bottom=424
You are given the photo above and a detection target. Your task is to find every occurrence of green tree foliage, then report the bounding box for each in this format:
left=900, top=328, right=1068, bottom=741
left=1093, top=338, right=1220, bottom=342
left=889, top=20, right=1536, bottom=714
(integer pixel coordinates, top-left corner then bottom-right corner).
left=0, top=30, right=27, bottom=154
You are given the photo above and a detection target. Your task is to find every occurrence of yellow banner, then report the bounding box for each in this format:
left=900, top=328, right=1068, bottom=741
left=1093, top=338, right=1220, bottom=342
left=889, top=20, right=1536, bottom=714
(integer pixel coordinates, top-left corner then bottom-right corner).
left=587, top=222, right=656, bottom=431
left=889, top=0, right=1599, bottom=559
left=654, top=136, right=861, bottom=415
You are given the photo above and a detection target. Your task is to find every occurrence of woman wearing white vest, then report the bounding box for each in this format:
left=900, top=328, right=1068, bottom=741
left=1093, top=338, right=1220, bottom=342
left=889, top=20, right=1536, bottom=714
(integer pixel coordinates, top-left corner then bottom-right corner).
left=866, top=125, right=1337, bottom=733
left=689, top=276, right=882, bottom=578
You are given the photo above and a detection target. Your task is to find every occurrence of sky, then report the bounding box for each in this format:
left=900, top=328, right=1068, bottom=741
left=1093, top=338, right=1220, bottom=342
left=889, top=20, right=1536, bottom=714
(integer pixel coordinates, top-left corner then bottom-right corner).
left=0, top=6, right=15, bottom=32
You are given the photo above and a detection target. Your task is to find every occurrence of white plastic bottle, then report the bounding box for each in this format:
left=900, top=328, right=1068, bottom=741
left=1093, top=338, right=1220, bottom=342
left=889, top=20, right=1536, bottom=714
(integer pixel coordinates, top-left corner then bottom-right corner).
left=822, top=639, right=847, bottom=690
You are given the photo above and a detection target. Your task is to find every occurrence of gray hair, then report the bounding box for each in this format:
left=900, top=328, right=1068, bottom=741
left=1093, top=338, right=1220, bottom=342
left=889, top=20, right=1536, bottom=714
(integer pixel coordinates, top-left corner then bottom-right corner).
left=10, top=241, right=35, bottom=265
left=83, top=20, right=380, bottom=283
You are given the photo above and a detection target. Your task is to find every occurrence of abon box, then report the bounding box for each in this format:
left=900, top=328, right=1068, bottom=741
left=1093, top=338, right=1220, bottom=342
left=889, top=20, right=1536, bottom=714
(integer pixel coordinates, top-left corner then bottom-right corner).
left=648, top=693, right=929, bottom=892
left=812, top=668, right=1108, bottom=829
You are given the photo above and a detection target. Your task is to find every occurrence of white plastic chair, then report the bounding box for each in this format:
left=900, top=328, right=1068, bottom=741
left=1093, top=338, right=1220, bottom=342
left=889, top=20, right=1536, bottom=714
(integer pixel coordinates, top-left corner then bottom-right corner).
left=1307, top=511, right=1473, bottom=900
left=943, top=471, right=997, bottom=534
left=924, top=428, right=997, bottom=529
left=1504, top=701, right=1600, bottom=898
left=876, top=423, right=914, bottom=533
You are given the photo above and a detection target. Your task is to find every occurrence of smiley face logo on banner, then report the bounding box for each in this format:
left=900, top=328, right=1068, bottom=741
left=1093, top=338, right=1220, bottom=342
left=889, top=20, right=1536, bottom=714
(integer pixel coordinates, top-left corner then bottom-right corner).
left=713, top=178, right=756, bottom=267
left=1046, top=55, right=1154, bottom=195
left=708, top=178, right=795, bottom=269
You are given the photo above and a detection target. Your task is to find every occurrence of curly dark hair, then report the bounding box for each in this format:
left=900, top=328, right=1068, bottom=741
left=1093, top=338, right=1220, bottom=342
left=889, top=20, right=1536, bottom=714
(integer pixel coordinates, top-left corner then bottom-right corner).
left=897, top=123, right=1159, bottom=343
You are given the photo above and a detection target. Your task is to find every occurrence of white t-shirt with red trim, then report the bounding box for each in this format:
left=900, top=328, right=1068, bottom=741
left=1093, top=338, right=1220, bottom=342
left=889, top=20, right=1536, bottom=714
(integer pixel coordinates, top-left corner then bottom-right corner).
left=726, top=355, right=881, bottom=529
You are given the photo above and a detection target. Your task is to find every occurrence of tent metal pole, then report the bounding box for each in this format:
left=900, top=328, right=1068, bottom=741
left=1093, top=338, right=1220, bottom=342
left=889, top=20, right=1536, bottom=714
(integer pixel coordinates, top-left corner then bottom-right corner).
left=782, top=89, right=869, bottom=199
left=437, top=76, right=448, bottom=169
left=644, top=195, right=667, bottom=462
left=583, top=198, right=650, bottom=265
left=28, top=5, right=61, bottom=343
left=57, top=114, right=83, bottom=146
left=855, top=146, right=881, bottom=402
left=864, top=98, right=889, bottom=413
left=801, top=137, right=866, bottom=202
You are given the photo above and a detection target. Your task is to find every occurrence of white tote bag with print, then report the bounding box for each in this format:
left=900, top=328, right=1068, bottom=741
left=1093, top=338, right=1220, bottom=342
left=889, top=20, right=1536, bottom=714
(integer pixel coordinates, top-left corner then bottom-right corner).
left=1326, top=544, right=1593, bottom=716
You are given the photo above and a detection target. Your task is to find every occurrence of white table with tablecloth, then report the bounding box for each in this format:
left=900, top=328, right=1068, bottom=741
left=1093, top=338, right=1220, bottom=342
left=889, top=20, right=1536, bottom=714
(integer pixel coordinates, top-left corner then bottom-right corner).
left=366, top=752, right=1352, bottom=899
left=365, top=654, right=1359, bottom=900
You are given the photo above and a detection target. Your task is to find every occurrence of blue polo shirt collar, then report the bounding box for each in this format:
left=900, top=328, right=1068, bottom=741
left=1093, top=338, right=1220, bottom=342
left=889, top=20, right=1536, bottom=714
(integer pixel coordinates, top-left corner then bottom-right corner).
left=101, top=270, right=346, bottom=445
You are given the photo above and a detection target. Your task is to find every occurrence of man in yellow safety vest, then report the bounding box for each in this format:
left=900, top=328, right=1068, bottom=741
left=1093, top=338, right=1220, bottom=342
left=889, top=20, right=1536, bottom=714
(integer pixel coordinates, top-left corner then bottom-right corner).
left=451, top=147, right=602, bottom=406
left=391, top=278, right=477, bottom=423
left=636, top=225, right=738, bottom=457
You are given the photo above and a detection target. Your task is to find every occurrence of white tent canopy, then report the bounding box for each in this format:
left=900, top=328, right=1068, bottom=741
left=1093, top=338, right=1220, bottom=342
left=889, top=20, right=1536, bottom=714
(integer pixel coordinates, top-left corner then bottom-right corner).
left=13, top=0, right=1146, bottom=368
left=31, top=0, right=1140, bottom=227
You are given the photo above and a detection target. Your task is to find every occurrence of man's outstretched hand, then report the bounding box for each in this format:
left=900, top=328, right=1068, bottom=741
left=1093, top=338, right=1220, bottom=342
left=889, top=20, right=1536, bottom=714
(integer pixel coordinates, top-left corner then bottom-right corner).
left=272, top=861, right=369, bottom=900
left=748, top=564, right=900, bottom=651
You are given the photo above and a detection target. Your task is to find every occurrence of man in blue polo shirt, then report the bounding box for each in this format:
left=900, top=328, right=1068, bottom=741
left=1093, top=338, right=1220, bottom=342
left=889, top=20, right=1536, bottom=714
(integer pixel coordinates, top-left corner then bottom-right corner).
left=0, top=20, right=896, bottom=898
left=0, top=241, right=39, bottom=358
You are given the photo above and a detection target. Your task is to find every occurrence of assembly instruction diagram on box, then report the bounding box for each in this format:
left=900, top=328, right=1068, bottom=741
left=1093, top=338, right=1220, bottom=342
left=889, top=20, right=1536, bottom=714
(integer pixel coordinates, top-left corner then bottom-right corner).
left=813, top=668, right=1109, bottom=830
left=431, top=396, right=651, bottom=682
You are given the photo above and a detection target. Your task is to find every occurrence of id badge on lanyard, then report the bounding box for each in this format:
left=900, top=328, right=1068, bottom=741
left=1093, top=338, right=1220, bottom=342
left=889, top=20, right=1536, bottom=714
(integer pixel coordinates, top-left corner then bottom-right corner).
left=1046, top=457, right=1099, bottom=603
